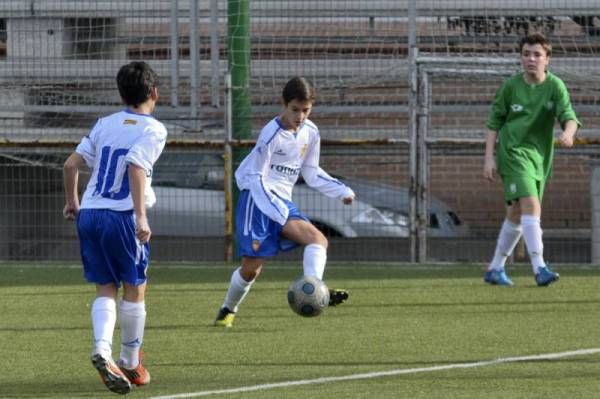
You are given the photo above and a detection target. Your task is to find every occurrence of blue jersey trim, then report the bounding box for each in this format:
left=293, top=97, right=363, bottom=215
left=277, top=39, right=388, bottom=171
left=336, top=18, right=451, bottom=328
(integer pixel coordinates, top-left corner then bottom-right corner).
left=317, top=173, right=343, bottom=185
left=264, top=122, right=282, bottom=146
left=274, top=117, right=285, bottom=130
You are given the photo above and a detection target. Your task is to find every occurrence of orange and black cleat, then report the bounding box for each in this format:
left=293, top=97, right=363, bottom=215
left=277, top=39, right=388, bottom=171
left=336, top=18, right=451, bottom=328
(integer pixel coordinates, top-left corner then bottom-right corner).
left=91, top=353, right=132, bottom=395
left=118, top=352, right=151, bottom=386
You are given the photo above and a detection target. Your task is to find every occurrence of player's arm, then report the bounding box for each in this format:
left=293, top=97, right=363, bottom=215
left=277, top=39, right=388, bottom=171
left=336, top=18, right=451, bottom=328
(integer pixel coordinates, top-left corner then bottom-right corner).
left=244, top=142, right=290, bottom=226
left=554, top=81, right=581, bottom=148
left=128, top=163, right=151, bottom=243
left=484, top=81, right=509, bottom=182
left=125, top=127, right=167, bottom=243
left=301, top=135, right=354, bottom=204
left=62, top=152, right=86, bottom=220
left=302, top=165, right=355, bottom=204
left=557, top=120, right=578, bottom=147
left=125, top=126, right=167, bottom=209
left=483, top=129, right=498, bottom=182
left=63, top=122, right=100, bottom=220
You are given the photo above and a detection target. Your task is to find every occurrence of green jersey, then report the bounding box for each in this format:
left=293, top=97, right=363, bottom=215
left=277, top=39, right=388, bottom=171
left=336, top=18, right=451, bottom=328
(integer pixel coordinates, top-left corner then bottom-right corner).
left=487, top=71, right=580, bottom=180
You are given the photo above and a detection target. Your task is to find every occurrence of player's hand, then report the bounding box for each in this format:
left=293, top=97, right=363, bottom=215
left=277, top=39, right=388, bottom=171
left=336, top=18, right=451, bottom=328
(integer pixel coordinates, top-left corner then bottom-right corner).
left=62, top=204, right=79, bottom=220
left=557, top=132, right=574, bottom=148
left=483, top=157, right=497, bottom=182
left=136, top=215, right=152, bottom=243
left=342, top=195, right=354, bottom=205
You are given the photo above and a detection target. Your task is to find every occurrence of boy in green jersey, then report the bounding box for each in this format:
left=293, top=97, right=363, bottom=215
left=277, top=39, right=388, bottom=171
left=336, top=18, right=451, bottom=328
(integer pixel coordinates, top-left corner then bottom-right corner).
left=483, top=33, right=580, bottom=287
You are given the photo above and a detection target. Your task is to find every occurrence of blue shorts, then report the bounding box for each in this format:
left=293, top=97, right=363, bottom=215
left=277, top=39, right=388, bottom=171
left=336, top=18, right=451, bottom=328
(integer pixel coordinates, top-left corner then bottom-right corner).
left=77, top=209, right=149, bottom=287
left=236, top=190, right=309, bottom=258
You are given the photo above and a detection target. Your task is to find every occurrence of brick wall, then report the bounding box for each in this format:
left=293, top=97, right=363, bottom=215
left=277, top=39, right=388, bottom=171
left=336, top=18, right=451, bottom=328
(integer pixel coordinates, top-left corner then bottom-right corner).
left=429, top=154, right=591, bottom=230
left=322, top=146, right=591, bottom=231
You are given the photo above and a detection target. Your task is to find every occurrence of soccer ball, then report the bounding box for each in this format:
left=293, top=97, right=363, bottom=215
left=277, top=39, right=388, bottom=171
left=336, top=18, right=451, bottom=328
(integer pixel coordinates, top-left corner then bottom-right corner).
left=287, top=275, right=330, bottom=317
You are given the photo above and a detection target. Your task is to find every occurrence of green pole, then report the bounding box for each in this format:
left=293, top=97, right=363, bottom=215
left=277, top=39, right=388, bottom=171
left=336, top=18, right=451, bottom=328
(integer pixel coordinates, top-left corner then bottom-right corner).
left=228, top=0, right=252, bottom=142
left=227, top=0, right=251, bottom=260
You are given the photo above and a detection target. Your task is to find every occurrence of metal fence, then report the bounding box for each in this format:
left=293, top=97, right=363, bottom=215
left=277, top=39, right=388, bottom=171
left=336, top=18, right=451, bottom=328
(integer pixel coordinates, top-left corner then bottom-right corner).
left=1, top=1, right=599, bottom=263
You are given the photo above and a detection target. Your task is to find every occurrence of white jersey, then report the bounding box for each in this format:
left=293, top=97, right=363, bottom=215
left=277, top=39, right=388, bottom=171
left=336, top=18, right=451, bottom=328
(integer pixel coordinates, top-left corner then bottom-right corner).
left=77, top=110, right=167, bottom=211
left=235, top=117, right=354, bottom=226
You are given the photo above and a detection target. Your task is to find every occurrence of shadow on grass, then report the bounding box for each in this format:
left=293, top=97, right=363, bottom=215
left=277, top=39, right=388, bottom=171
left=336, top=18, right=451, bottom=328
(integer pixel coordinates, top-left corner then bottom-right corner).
left=2, top=263, right=600, bottom=287
left=0, top=381, right=113, bottom=398
left=153, top=356, right=600, bottom=369
left=0, top=325, right=88, bottom=332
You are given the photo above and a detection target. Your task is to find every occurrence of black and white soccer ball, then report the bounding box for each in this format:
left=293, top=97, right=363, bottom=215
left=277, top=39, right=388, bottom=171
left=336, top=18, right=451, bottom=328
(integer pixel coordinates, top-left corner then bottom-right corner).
left=287, top=275, right=330, bottom=317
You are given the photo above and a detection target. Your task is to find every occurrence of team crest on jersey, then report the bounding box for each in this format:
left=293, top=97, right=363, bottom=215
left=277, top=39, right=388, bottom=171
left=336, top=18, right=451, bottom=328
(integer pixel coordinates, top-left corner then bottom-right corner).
left=252, top=240, right=261, bottom=252
left=545, top=101, right=554, bottom=110
left=300, top=144, right=308, bottom=157
left=510, top=104, right=523, bottom=112
left=123, top=119, right=138, bottom=125
left=510, top=183, right=517, bottom=193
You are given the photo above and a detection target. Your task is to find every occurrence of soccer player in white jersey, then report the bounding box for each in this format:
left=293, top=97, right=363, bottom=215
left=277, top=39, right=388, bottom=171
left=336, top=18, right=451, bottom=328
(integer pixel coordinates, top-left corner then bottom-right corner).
left=214, top=76, right=355, bottom=328
left=62, top=61, right=167, bottom=394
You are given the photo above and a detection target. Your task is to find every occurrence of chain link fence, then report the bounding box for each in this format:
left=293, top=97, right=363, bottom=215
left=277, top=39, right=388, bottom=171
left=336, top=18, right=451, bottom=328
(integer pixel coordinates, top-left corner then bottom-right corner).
left=0, top=1, right=598, bottom=262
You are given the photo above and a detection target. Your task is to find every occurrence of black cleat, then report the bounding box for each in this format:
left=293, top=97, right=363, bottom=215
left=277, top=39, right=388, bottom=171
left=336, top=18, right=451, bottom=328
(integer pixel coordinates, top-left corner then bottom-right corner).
left=328, top=289, right=349, bottom=306
left=91, top=353, right=132, bottom=395
left=214, top=307, right=235, bottom=327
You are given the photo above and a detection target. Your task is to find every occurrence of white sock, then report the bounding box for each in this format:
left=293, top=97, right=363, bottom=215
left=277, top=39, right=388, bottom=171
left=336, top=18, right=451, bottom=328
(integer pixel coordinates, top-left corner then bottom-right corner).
left=521, top=214, right=545, bottom=273
left=118, top=300, right=146, bottom=369
left=222, top=267, right=254, bottom=313
left=91, top=296, right=117, bottom=357
left=303, top=243, right=327, bottom=280
left=489, top=219, right=522, bottom=271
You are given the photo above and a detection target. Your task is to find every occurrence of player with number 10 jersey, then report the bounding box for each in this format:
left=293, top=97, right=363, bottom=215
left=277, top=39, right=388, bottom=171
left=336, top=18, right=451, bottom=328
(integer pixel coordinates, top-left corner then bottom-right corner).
left=77, top=110, right=166, bottom=211
left=63, top=61, right=166, bottom=394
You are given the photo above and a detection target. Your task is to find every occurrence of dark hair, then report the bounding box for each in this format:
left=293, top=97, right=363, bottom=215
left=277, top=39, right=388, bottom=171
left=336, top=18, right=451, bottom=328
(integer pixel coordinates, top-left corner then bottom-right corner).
left=116, top=61, right=159, bottom=107
left=519, top=33, right=552, bottom=56
left=282, top=77, right=316, bottom=104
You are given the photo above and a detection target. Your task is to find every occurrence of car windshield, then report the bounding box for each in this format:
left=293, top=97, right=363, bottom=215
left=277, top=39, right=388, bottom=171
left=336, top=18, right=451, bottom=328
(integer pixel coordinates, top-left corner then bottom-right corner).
left=153, top=152, right=224, bottom=190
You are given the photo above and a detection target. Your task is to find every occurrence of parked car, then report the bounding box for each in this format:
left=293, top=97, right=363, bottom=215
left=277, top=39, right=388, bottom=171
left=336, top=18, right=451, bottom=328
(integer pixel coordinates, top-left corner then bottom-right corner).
left=148, top=153, right=469, bottom=238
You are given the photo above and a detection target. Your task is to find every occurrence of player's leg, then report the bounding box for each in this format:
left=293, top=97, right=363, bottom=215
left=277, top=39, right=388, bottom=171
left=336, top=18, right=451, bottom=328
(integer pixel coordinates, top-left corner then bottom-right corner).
left=519, top=195, right=543, bottom=270
left=90, top=284, right=132, bottom=394
left=484, top=203, right=521, bottom=286
left=90, top=209, right=150, bottom=389
left=215, top=190, right=273, bottom=327
left=117, top=282, right=150, bottom=386
left=282, top=218, right=328, bottom=278
left=519, top=195, right=559, bottom=285
left=91, top=284, right=118, bottom=358
left=282, top=219, right=348, bottom=306
left=98, top=211, right=153, bottom=387
left=78, top=209, right=131, bottom=394
left=215, top=257, right=263, bottom=327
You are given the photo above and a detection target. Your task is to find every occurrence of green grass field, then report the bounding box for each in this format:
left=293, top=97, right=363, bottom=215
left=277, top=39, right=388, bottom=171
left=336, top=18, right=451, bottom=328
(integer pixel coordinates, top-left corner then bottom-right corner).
left=2, top=262, right=600, bottom=399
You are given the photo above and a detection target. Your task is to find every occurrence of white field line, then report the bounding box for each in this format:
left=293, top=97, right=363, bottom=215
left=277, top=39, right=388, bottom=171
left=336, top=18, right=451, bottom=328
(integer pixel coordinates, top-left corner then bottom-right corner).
left=150, top=348, right=600, bottom=399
